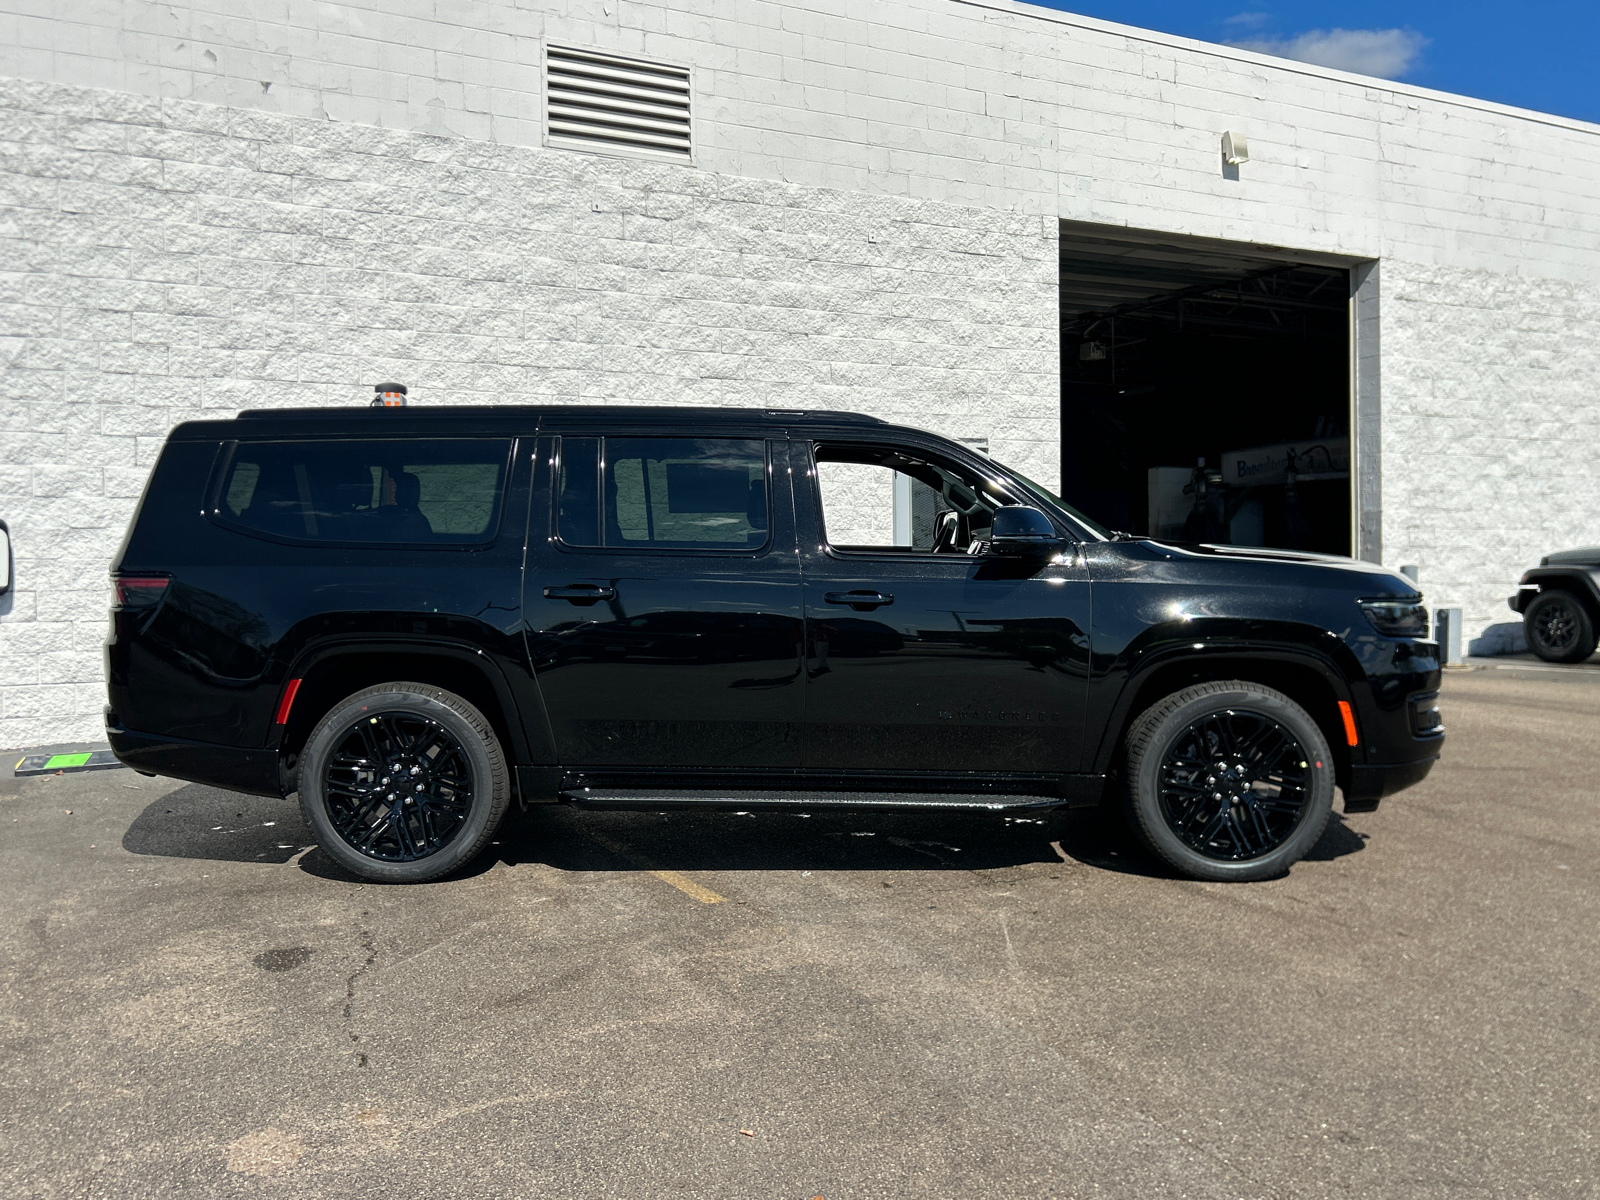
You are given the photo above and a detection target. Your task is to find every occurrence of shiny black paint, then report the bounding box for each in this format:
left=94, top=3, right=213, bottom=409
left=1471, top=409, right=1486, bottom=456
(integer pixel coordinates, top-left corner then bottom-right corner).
left=108, top=425, right=537, bottom=794
left=1079, top=539, right=1441, bottom=802
left=108, top=405, right=1442, bottom=811
left=790, top=440, right=1092, bottom=779
left=523, top=432, right=806, bottom=770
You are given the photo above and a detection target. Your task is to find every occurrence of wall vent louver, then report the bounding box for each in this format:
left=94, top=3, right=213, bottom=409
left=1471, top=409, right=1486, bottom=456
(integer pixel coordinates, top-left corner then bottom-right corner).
left=545, top=45, right=692, bottom=162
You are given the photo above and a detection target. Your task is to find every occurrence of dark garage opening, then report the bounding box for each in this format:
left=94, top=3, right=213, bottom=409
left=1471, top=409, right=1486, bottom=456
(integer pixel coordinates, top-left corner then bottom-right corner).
left=1058, top=222, right=1353, bottom=555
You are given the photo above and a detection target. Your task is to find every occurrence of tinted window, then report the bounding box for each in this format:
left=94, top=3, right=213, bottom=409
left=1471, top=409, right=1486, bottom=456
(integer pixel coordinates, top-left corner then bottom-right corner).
left=557, top=437, right=768, bottom=550
left=217, top=440, right=510, bottom=545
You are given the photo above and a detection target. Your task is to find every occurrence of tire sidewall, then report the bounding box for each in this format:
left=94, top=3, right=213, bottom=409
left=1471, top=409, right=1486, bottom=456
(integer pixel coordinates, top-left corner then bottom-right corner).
left=299, top=687, right=504, bottom=883
left=1129, top=685, right=1335, bottom=882
left=1524, top=592, right=1597, bottom=663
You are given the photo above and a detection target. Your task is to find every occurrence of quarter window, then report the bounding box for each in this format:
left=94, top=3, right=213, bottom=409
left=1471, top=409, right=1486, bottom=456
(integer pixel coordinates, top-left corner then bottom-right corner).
left=557, top=437, right=769, bottom=550
left=216, top=440, right=510, bottom=545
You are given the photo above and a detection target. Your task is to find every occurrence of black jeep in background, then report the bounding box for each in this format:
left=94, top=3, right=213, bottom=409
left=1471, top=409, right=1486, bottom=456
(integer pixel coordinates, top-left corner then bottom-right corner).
left=106, top=406, right=1444, bottom=883
left=1511, top=549, right=1600, bottom=663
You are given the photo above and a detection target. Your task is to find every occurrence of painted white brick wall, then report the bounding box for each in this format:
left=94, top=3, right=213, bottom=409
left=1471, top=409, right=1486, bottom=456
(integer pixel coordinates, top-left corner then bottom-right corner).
left=2, top=0, right=1600, bottom=746
left=1382, top=259, right=1600, bottom=651
left=0, top=74, right=1058, bottom=748
left=6, top=0, right=1600, bottom=274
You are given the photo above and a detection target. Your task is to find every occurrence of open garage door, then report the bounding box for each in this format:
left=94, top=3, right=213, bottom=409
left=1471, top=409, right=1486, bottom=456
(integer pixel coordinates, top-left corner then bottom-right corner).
left=1059, top=221, right=1356, bottom=556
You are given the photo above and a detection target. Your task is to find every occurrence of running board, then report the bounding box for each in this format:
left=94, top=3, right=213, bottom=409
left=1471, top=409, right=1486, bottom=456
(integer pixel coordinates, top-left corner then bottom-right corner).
left=558, top=788, right=1063, bottom=812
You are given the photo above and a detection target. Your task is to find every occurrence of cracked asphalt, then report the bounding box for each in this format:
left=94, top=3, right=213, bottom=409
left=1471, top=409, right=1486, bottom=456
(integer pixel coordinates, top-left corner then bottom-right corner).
left=3, top=669, right=1597, bottom=1199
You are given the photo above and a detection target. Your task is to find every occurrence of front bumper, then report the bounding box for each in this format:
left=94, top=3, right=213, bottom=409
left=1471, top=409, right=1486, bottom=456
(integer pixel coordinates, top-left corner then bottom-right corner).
left=1343, top=751, right=1440, bottom=813
left=107, top=722, right=282, bottom=797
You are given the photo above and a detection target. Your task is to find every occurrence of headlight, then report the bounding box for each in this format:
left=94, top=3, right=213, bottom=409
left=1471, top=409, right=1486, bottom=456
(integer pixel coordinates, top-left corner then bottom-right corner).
left=1358, top=599, right=1429, bottom=638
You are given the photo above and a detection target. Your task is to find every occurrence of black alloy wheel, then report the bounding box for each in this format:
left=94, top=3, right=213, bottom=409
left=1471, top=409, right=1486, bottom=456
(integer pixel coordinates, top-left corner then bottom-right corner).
left=324, top=711, right=473, bottom=862
left=1124, top=680, right=1335, bottom=882
left=1157, top=709, right=1310, bottom=861
left=1524, top=590, right=1598, bottom=664
left=298, top=683, right=510, bottom=883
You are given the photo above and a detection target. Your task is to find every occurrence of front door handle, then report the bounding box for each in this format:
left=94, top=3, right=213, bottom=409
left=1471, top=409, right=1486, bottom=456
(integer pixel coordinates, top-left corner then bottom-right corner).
left=824, top=590, right=893, bottom=611
left=544, top=584, right=616, bottom=606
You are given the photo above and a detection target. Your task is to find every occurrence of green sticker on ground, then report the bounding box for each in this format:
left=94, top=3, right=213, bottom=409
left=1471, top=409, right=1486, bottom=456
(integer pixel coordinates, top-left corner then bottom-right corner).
left=14, top=747, right=126, bottom=776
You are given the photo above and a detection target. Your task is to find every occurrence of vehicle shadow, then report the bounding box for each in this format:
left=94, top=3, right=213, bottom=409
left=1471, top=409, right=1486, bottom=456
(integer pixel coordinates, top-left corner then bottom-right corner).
left=1304, top=811, right=1370, bottom=861
left=122, top=783, right=311, bottom=865
left=123, top=784, right=1368, bottom=884
left=469, top=797, right=1366, bottom=883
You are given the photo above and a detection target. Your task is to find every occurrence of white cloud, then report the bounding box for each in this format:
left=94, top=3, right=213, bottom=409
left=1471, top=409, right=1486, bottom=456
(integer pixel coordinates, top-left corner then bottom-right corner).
left=1228, top=27, right=1429, bottom=79
left=1223, top=12, right=1273, bottom=29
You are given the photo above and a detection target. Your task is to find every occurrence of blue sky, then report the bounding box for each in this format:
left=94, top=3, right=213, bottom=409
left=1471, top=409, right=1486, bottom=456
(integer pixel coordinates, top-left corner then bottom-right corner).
left=1027, top=2, right=1600, bottom=125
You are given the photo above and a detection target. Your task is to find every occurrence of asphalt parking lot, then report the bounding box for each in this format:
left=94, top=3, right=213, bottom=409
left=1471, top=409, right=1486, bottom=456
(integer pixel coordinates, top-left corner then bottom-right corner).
left=3, top=669, right=1597, bottom=1199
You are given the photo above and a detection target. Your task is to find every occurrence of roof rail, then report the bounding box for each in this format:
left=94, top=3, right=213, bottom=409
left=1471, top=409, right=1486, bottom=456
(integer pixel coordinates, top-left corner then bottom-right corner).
left=232, top=405, right=887, bottom=423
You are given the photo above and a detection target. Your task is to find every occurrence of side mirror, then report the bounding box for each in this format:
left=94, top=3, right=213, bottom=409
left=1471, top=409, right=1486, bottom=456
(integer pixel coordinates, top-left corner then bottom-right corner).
left=988, top=506, right=1065, bottom=557
left=0, top=519, right=10, bottom=596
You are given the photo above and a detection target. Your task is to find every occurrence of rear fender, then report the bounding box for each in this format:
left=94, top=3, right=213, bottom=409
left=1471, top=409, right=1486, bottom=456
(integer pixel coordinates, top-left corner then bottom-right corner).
left=273, top=638, right=553, bottom=793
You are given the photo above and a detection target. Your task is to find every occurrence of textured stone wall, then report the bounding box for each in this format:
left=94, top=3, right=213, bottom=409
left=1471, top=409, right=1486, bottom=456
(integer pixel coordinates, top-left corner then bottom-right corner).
left=5, top=0, right=1600, bottom=272
left=1382, top=259, right=1600, bottom=652
left=0, top=76, right=1058, bottom=749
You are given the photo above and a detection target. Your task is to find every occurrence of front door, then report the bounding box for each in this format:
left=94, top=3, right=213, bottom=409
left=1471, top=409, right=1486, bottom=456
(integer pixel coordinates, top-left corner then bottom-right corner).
left=524, top=432, right=804, bottom=771
left=793, top=438, right=1092, bottom=779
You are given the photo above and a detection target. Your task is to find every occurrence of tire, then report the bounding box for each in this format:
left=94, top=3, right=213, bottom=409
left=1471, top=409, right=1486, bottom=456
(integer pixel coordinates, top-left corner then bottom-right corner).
left=297, top=683, right=510, bottom=883
left=1523, top=591, right=1598, bottom=664
left=1124, top=681, right=1335, bottom=882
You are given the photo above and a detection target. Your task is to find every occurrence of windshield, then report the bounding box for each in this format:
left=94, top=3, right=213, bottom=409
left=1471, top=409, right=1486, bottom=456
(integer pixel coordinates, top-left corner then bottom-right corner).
left=1001, top=464, right=1114, bottom=540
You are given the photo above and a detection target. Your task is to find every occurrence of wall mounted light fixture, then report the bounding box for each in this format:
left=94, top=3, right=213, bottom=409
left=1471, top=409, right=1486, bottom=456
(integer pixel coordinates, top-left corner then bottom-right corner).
left=1222, top=131, right=1249, bottom=165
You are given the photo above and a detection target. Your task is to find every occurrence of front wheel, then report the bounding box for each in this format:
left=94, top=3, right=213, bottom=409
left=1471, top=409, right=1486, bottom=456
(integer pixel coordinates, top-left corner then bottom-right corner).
left=298, top=683, right=510, bottom=883
left=1124, top=681, right=1335, bottom=882
left=1524, top=591, right=1598, bottom=663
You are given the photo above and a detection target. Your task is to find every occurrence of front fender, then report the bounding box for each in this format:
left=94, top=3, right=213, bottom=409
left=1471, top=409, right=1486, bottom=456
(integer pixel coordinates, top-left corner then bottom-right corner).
left=1511, top=568, right=1600, bottom=612
left=1087, top=622, right=1361, bottom=777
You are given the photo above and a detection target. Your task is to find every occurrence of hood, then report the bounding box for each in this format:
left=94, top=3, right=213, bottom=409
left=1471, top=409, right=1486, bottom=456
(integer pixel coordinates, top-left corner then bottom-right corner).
left=1151, top=541, right=1348, bottom=566
left=1542, top=547, right=1600, bottom=567
left=1131, top=538, right=1420, bottom=594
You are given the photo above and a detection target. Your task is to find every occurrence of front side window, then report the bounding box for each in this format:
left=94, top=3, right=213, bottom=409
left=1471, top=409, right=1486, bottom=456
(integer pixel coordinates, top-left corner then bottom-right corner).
left=557, top=437, right=769, bottom=551
left=216, top=439, right=511, bottom=545
left=812, top=443, right=1030, bottom=555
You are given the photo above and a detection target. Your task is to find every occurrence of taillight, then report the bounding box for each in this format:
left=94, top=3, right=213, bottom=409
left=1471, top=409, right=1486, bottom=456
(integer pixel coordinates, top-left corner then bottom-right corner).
left=112, top=575, right=170, bottom=609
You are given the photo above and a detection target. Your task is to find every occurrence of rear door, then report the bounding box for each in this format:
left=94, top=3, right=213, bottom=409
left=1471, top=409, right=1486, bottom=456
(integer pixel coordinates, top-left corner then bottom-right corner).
left=792, top=436, right=1092, bottom=778
left=524, top=430, right=804, bottom=771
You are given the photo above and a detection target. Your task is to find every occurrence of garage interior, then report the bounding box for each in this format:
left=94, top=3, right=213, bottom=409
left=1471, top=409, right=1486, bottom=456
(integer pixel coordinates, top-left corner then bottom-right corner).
left=1057, top=222, right=1354, bottom=555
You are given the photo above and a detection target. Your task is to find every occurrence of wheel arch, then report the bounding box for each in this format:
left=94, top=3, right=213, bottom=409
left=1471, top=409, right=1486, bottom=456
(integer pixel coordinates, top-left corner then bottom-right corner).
left=1094, top=650, right=1358, bottom=794
left=1520, top=570, right=1600, bottom=619
left=274, top=640, right=531, bottom=794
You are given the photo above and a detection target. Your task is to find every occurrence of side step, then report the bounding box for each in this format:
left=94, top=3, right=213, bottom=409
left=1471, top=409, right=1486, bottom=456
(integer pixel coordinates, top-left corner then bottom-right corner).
left=559, top=788, right=1062, bottom=812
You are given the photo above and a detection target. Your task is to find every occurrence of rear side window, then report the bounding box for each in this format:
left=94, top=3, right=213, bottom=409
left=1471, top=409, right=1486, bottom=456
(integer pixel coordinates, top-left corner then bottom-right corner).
left=557, top=437, right=769, bottom=551
left=215, top=439, right=511, bottom=545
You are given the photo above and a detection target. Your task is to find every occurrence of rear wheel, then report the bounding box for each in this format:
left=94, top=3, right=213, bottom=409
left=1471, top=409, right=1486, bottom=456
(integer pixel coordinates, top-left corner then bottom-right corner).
left=1124, top=681, right=1335, bottom=882
left=298, top=683, right=510, bottom=883
left=1524, top=590, right=1598, bottom=663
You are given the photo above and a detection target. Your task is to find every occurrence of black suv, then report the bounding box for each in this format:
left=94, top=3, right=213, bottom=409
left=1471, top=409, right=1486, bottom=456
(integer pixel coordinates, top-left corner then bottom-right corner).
left=107, top=406, right=1443, bottom=883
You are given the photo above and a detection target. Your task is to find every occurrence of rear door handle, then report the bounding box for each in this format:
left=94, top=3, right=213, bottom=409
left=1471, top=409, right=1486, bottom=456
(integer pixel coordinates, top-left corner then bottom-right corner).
left=544, top=584, right=616, bottom=605
left=824, top=590, right=893, bottom=610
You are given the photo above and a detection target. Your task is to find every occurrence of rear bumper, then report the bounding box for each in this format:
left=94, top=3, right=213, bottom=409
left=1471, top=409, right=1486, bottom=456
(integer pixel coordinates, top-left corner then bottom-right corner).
left=1343, top=750, right=1440, bottom=813
left=107, top=723, right=282, bottom=797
